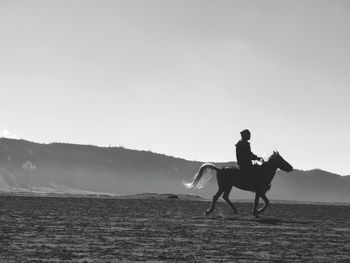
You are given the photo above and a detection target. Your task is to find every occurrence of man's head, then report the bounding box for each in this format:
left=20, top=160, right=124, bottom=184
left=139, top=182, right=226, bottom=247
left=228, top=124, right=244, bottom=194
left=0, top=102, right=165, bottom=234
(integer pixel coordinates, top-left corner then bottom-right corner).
left=240, top=129, right=251, bottom=141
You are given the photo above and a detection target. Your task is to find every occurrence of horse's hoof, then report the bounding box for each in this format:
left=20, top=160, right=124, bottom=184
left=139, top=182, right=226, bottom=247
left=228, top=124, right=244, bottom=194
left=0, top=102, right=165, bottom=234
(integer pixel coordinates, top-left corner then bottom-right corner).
left=205, top=210, right=212, bottom=216
left=252, top=212, right=260, bottom=219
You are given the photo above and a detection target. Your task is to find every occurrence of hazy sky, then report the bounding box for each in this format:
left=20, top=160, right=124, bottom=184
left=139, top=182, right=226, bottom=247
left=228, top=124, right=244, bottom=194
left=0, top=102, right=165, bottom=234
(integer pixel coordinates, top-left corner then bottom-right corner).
left=1, top=0, right=349, bottom=175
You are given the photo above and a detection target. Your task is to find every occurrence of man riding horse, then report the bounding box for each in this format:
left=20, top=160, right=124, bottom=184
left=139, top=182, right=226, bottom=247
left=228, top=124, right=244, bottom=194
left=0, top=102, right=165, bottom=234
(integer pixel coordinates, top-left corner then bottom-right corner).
left=184, top=129, right=293, bottom=217
left=235, top=129, right=263, bottom=179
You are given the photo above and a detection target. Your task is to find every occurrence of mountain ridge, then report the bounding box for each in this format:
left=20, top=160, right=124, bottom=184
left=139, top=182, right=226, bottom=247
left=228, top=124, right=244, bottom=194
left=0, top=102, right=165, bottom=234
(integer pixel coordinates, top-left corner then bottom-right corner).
left=0, top=138, right=349, bottom=203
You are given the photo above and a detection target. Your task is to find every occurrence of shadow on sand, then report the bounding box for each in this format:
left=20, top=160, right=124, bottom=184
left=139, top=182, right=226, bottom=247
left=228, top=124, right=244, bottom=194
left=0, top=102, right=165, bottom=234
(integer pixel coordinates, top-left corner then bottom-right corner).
left=240, top=217, right=312, bottom=225
left=203, top=216, right=313, bottom=225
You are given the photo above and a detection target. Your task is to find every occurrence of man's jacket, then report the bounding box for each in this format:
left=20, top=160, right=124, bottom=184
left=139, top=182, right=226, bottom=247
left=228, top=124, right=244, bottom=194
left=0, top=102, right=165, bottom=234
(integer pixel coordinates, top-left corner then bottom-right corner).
left=235, top=140, right=259, bottom=170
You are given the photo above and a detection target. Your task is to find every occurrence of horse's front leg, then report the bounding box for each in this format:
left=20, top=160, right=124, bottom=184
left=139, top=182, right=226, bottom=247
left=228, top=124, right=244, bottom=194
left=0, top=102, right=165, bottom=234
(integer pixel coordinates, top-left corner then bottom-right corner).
left=257, top=193, right=270, bottom=215
left=252, top=192, right=260, bottom=218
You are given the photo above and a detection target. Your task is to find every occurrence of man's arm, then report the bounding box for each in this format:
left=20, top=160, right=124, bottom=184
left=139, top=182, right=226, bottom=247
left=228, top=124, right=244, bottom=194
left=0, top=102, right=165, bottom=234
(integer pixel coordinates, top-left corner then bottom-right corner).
left=249, top=148, right=259, bottom=160
left=238, top=141, right=259, bottom=160
left=246, top=143, right=260, bottom=161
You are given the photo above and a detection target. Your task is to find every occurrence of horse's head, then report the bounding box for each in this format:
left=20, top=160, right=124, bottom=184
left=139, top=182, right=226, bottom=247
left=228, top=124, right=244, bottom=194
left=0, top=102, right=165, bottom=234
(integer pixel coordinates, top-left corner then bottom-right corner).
left=268, top=151, right=293, bottom=172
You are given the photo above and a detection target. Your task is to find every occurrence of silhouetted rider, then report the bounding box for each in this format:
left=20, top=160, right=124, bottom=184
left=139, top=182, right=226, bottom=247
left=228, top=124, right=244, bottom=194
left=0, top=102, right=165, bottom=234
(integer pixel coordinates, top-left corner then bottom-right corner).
left=235, top=129, right=262, bottom=176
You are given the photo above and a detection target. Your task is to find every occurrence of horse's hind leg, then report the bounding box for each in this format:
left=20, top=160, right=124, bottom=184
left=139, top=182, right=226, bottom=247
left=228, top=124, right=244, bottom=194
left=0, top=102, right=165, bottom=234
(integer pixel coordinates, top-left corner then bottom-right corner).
left=206, top=188, right=224, bottom=216
left=222, top=187, right=238, bottom=215
left=257, top=193, right=270, bottom=215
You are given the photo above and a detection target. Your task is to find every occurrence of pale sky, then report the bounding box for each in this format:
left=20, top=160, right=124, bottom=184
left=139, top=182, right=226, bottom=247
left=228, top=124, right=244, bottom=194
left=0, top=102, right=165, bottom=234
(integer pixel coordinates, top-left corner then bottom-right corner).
left=0, top=0, right=349, bottom=175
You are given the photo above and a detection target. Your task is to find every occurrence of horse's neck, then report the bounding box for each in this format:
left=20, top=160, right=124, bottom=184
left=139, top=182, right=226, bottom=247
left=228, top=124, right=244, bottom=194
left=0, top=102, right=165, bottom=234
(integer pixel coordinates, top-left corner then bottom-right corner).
left=262, top=161, right=277, bottom=181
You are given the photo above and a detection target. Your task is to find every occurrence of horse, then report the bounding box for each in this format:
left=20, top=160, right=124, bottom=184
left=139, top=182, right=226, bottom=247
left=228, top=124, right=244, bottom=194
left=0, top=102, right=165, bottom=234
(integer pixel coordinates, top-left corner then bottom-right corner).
left=183, top=151, right=293, bottom=218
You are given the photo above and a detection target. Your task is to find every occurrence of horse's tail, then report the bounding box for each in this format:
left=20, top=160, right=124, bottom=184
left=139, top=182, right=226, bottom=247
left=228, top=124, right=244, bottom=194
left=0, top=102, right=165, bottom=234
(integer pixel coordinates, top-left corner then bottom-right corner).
left=183, top=163, right=219, bottom=189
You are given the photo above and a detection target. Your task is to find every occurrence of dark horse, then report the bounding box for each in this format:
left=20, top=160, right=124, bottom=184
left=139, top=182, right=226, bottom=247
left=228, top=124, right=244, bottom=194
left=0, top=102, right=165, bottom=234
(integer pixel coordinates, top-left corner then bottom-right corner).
left=184, top=151, right=293, bottom=217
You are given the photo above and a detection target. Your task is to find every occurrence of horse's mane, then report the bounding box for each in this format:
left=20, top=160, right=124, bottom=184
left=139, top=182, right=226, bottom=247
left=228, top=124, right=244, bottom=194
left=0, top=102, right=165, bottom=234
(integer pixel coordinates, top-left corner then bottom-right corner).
left=263, top=151, right=279, bottom=162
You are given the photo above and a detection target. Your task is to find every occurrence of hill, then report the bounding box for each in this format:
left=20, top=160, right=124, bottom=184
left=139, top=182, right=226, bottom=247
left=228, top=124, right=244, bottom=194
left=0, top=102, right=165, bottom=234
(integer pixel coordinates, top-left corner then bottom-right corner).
left=0, top=138, right=350, bottom=203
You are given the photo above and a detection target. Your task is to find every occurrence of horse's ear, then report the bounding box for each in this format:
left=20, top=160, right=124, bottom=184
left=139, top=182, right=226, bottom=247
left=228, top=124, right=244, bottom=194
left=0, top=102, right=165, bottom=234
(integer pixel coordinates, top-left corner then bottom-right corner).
left=272, top=150, right=279, bottom=158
